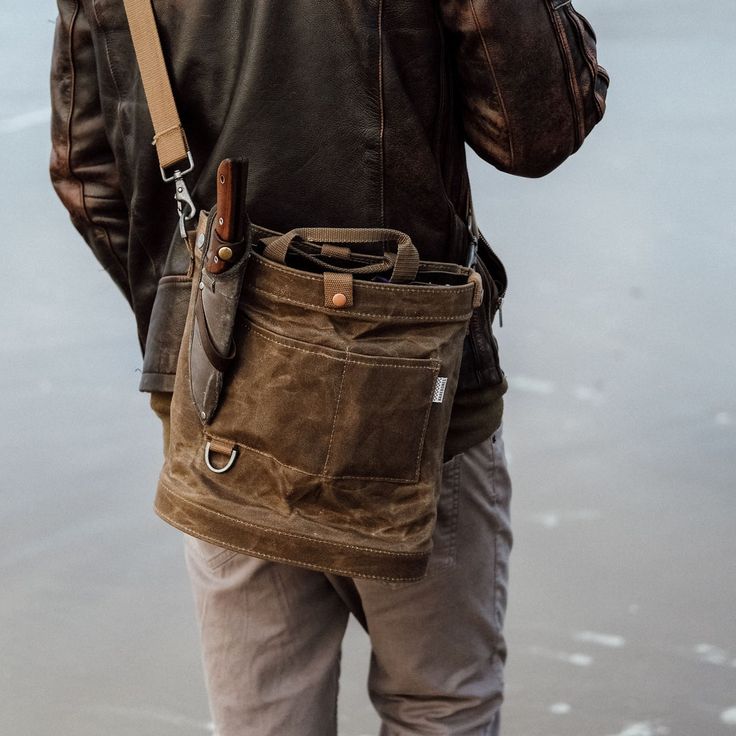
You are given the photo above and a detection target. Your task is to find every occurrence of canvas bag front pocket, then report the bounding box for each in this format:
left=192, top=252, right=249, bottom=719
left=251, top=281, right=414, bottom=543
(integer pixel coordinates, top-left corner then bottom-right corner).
left=205, top=318, right=440, bottom=486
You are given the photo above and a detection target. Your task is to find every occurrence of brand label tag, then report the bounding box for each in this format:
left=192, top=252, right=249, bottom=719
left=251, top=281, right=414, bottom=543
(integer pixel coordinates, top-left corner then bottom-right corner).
left=432, top=376, right=448, bottom=404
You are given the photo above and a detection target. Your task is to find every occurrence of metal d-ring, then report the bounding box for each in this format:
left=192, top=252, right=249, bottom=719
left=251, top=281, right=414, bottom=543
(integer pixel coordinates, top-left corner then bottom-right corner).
left=204, top=441, right=238, bottom=474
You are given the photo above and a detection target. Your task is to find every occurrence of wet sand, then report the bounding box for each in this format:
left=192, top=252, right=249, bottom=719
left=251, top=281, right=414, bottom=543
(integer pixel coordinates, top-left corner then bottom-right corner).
left=1, top=2, right=735, bottom=734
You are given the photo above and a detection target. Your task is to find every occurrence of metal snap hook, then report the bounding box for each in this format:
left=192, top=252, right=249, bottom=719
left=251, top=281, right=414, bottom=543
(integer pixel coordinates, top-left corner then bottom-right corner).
left=204, top=441, right=238, bottom=474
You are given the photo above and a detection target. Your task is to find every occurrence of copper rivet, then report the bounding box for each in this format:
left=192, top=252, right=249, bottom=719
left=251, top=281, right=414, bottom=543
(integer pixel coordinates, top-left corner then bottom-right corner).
left=219, top=175, right=225, bottom=184
left=218, top=217, right=224, bottom=226
left=332, top=292, right=347, bottom=308
left=218, top=246, right=234, bottom=261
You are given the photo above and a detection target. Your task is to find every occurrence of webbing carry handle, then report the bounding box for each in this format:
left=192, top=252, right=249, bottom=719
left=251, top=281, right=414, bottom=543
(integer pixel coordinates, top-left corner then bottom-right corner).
left=261, top=227, right=421, bottom=284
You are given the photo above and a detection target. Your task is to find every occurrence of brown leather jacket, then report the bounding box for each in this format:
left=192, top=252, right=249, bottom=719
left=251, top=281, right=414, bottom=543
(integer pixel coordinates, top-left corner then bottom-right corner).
left=50, top=0, right=608, bottom=453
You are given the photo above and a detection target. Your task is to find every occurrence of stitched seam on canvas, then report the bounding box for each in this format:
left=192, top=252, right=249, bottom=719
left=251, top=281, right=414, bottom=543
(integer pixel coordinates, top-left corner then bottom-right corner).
left=159, top=508, right=422, bottom=581
left=203, top=429, right=422, bottom=484
left=322, top=356, right=349, bottom=474
left=253, top=258, right=474, bottom=296
left=158, top=481, right=427, bottom=558
left=204, top=430, right=327, bottom=477
left=449, top=455, right=461, bottom=562
left=377, top=0, right=385, bottom=226
left=247, top=285, right=470, bottom=321
left=409, top=364, right=439, bottom=481
left=244, top=325, right=437, bottom=369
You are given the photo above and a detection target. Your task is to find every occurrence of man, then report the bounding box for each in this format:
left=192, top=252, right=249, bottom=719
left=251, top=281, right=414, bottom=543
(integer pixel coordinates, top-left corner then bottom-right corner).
left=50, top=1, right=608, bottom=733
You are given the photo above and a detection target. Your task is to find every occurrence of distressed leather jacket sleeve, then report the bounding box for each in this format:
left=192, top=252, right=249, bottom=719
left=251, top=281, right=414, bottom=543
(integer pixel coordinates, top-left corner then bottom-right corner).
left=49, top=1, right=132, bottom=306
left=438, top=0, right=609, bottom=177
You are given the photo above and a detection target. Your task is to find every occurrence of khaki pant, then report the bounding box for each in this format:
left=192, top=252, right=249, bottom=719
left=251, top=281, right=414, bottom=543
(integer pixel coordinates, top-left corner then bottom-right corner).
left=151, top=393, right=512, bottom=735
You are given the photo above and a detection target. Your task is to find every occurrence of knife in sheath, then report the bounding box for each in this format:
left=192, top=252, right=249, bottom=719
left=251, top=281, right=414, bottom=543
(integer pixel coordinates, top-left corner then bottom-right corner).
left=205, top=158, right=250, bottom=274
left=191, top=157, right=252, bottom=423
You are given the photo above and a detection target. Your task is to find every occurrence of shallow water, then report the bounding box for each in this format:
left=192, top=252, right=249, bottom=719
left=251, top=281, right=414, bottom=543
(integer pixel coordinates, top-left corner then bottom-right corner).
left=1, top=2, right=734, bottom=734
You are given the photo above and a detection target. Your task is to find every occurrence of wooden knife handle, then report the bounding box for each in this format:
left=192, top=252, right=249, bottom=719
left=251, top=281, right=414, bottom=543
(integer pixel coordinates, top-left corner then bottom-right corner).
left=207, top=158, right=250, bottom=273
left=215, top=159, right=237, bottom=242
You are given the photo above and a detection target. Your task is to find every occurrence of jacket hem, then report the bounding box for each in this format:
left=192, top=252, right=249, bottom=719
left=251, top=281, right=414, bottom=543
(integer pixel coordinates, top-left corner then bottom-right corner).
left=445, top=378, right=507, bottom=460
left=139, top=372, right=176, bottom=393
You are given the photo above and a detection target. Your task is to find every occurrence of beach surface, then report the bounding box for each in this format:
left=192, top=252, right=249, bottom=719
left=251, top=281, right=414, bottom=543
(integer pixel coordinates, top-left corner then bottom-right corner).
left=1, top=2, right=734, bottom=734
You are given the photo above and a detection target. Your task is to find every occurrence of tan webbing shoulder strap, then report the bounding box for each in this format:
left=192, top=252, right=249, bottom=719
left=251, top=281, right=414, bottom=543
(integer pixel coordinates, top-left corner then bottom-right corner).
left=123, top=0, right=197, bottom=235
left=123, top=0, right=189, bottom=171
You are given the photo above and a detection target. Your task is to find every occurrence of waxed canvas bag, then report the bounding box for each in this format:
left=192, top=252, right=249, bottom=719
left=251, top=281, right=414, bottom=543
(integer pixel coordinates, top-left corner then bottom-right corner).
left=157, top=207, right=482, bottom=581
left=123, top=0, right=486, bottom=581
